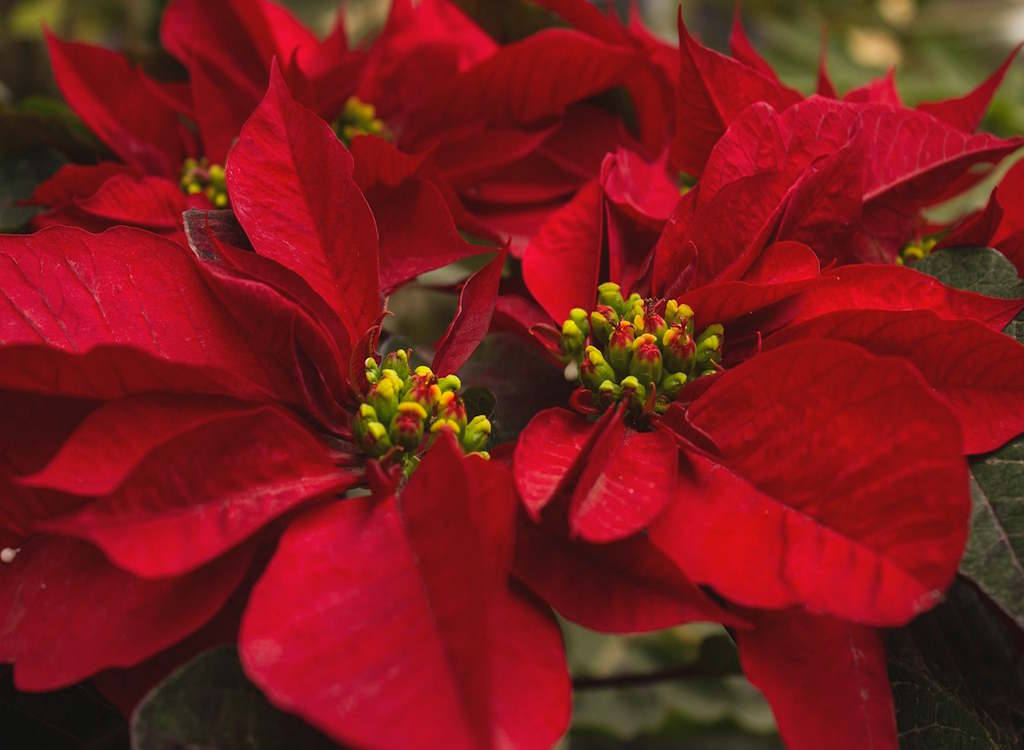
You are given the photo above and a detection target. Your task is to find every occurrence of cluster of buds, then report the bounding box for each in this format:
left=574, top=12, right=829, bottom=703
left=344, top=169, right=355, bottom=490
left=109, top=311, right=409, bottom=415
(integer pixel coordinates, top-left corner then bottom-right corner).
left=559, top=283, right=724, bottom=416
left=180, top=157, right=228, bottom=207
left=354, top=350, right=491, bottom=474
left=897, top=236, right=938, bottom=265
left=334, top=96, right=388, bottom=144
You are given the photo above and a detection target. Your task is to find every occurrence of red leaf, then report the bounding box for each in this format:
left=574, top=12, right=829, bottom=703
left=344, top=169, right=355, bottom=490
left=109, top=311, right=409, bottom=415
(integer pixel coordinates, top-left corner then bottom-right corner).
left=45, top=32, right=183, bottom=176
left=72, top=173, right=188, bottom=229
left=30, top=398, right=354, bottom=577
left=669, top=10, right=801, bottom=176
left=736, top=610, right=897, bottom=750
left=767, top=309, right=1024, bottom=454
left=729, top=8, right=779, bottom=81
left=569, top=420, right=678, bottom=543
left=514, top=407, right=602, bottom=519
left=844, top=69, right=902, bottom=105
left=29, top=163, right=134, bottom=206
left=600, top=148, right=679, bottom=225
left=917, top=43, right=1022, bottom=132
left=522, top=181, right=602, bottom=323
left=189, top=54, right=262, bottom=164
left=788, top=263, right=1024, bottom=332
left=366, top=178, right=480, bottom=292
left=240, top=439, right=570, bottom=750
left=402, top=29, right=653, bottom=150
left=513, top=511, right=743, bottom=632
left=0, top=226, right=301, bottom=402
left=650, top=340, right=969, bottom=625
left=0, top=536, right=253, bottom=690
left=227, top=63, right=382, bottom=341
left=433, top=249, right=507, bottom=376
left=816, top=29, right=838, bottom=98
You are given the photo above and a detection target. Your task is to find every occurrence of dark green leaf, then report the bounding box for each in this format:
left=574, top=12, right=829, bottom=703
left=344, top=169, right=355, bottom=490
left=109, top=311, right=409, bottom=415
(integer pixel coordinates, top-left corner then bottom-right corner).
left=451, top=0, right=567, bottom=44
left=914, top=246, right=1024, bottom=299
left=888, top=580, right=1024, bottom=750
left=456, top=332, right=574, bottom=444
left=130, top=646, right=338, bottom=750
left=0, top=148, right=65, bottom=231
left=963, top=444, right=1024, bottom=628
left=0, top=96, right=107, bottom=162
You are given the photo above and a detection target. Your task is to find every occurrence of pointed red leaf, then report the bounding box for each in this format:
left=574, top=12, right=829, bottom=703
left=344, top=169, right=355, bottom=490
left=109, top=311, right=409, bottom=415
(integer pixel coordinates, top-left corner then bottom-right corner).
left=736, top=611, right=897, bottom=750
left=816, top=29, right=838, bottom=98
left=522, top=181, right=602, bottom=323
left=729, top=8, right=779, bottom=81
left=29, top=162, right=134, bottom=207
left=844, top=69, right=901, bottom=105
left=514, top=511, right=743, bottom=633
left=788, top=263, right=1024, bottom=332
left=0, top=226, right=302, bottom=402
left=45, top=32, right=183, bottom=176
left=600, top=148, right=679, bottom=225
left=73, top=173, right=187, bottom=229
left=669, top=10, right=801, bottom=176
left=240, top=439, right=570, bottom=750
left=30, top=398, right=353, bottom=577
left=189, top=54, right=261, bottom=164
left=569, top=419, right=678, bottom=543
left=651, top=340, right=969, bottom=625
left=514, top=407, right=603, bottom=519
left=433, top=249, right=507, bottom=376
left=918, top=43, right=1022, bottom=132
left=0, top=536, right=253, bottom=690
left=227, top=64, right=382, bottom=341
left=768, top=309, right=1024, bottom=454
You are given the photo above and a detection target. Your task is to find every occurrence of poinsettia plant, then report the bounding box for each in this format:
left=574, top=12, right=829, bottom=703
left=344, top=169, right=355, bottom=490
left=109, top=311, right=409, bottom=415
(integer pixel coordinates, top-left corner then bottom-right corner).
left=1, top=0, right=1023, bottom=748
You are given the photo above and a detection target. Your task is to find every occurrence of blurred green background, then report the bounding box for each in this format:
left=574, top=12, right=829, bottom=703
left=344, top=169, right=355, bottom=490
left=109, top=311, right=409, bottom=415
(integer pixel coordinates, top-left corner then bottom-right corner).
left=3, top=0, right=1023, bottom=135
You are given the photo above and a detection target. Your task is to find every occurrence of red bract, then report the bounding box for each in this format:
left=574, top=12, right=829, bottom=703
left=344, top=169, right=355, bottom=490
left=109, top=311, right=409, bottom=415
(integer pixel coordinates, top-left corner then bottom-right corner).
left=513, top=217, right=1024, bottom=747
left=0, top=70, right=569, bottom=748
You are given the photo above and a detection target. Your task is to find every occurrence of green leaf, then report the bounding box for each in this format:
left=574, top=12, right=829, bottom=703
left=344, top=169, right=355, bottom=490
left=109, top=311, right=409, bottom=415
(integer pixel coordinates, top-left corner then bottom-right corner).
left=0, top=148, right=65, bottom=232
left=913, top=246, right=1024, bottom=299
left=962, top=444, right=1024, bottom=628
left=0, top=96, right=107, bottom=162
left=461, top=385, right=497, bottom=419
left=451, top=0, right=567, bottom=44
left=888, top=580, right=1024, bottom=750
left=457, top=332, right=574, bottom=443
left=130, top=646, right=337, bottom=750
left=914, top=245, right=1024, bottom=627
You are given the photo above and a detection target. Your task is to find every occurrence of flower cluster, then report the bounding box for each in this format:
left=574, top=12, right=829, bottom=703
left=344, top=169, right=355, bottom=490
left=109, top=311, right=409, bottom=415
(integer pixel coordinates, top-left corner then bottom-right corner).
left=1, top=2, right=1024, bottom=750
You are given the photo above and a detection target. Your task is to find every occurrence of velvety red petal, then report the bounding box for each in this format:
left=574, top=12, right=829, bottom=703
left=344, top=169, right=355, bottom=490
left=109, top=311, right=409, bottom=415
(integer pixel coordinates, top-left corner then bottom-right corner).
left=522, top=181, right=602, bottom=323
left=45, top=32, right=183, bottom=176
left=240, top=438, right=570, bottom=750
left=0, top=535, right=253, bottom=690
left=227, top=63, right=382, bottom=341
left=651, top=340, right=969, bottom=625
left=29, top=163, right=134, bottom=207
left=189, top=54, right=261, bottom=164
left=843, top=69, right=902, bottom=105
left=736, top=610, right=897, bottom=750
left=433, top=249, right=507, bottom=376
left=767, top=309, right=1024, bottom=454
left=600, top=148, right=678, bottom=225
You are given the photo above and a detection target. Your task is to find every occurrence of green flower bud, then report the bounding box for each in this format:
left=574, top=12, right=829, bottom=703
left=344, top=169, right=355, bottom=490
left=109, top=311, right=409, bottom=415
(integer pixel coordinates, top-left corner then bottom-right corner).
left=580, top=346, right=617, bottom=391
left=589, top=310, right=613, bottom=346
left=381, top=349, right=410, bottom=380
left=619, top=375, right=647, bottom=410
left=659, top=371, right=688, bottom=399
left=367, top=373, right=401, bottom=425
left=662, top=325, right=696, bottom=374
left=607, top=320, right=635, bottom=375
left=598, top=378, right=621, bottom=406
left=569, top=308, right=590, bottom=337
left=437, top=390, right=468, bottom=430
left=597, top=282, right=625, bottom=315
left=560, top=319, right=586, bottom=358
left=437, top=374, right=462, bottom=393
left=390, top=402, right=427, bottom=450
left=629, top=333, right=663, bottom=388
left=642, top=311, right=668, bottom=340
left=364, top=356, right=381, bottom=385
left=695, top=324, right=724, bottom=371
left=462, top=414, right=491, bottom=452
left=362, top=421, right=392, bottom=457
